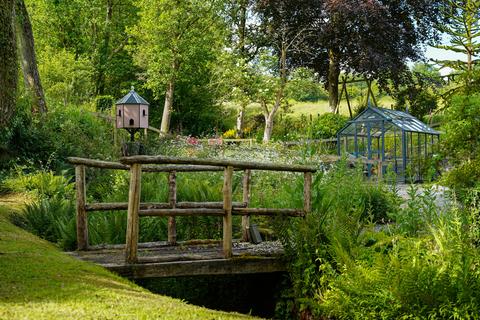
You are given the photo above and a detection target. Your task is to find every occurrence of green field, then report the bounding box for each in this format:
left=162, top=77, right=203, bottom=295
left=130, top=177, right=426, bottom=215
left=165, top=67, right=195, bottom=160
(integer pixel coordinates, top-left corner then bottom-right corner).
left=235, top=96, right=396, bottom=120
left=0, top=194, right=257, bottom=320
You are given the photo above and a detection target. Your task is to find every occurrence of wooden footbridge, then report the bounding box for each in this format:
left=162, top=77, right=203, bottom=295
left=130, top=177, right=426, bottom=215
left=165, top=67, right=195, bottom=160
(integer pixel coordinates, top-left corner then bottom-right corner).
left=67, top=156, right=318, bottom=279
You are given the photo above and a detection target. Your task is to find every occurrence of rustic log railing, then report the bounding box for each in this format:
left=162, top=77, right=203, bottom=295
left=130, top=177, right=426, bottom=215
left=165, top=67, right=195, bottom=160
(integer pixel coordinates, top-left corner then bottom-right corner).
left=68, top=156, right=317, bottom=264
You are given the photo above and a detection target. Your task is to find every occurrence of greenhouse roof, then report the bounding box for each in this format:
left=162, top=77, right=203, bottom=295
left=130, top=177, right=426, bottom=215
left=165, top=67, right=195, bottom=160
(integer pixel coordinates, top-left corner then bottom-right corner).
left=339, top=106, right=440, bottom=135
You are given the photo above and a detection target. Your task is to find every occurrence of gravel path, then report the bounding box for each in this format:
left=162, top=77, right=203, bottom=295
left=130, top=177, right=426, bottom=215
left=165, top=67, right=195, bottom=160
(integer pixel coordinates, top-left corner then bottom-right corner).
left=395, top=184, right=452, bottom=210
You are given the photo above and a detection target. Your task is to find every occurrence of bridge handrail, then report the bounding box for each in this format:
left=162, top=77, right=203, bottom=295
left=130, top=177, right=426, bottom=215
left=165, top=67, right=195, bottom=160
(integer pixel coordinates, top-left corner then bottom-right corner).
left=67, top=157, right=236, bottom=172
left=69, top=155, right=317, bottom=264
left=119, top=155, right=318, bottom=172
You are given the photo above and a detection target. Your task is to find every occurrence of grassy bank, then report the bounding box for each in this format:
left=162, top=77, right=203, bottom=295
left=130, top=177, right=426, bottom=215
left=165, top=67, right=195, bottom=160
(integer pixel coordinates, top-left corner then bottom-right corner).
left=0, top=194, right=257, bottom=320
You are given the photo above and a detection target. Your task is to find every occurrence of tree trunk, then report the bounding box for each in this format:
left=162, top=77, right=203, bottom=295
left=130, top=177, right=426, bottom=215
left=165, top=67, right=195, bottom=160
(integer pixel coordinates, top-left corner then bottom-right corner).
left=0, top=0, right=17, bottom=126
left=236, top=104, right=246, bottom=138
left=262, top=42, right=287, bottom=143
left=328, top=49, right=340, bottom=113
left=234, top=0, right=248, bottom=138
left=238, top=0, right=247, bottom=57
left=160, top=80, right=174, bottom=134
left=263, top=112, right=274, bottom=142
left=15, top=0, right=46, bottom=114
left=95, top=0, right=113, bottom=95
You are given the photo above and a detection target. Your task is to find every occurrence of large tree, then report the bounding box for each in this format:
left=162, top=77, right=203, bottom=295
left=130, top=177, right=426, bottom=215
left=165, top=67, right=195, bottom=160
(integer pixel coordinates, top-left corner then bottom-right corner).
left=223, top=0, right=256, bottom=138
left=282, top=0, right=442, bottom=112
left=0, top=0, right=17, bottom=126
left=255, top=0, right=317, bottom=142
left=131, top=0, right=225, bottom=134
left=15, top=0, right=47, bottom=114
left=26, top=0, right=137, bottom=99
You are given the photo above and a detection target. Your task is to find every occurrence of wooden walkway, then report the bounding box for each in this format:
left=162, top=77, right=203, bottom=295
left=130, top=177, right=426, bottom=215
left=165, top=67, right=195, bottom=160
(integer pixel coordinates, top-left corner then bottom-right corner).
left=68, top=241, right=286, bottom=279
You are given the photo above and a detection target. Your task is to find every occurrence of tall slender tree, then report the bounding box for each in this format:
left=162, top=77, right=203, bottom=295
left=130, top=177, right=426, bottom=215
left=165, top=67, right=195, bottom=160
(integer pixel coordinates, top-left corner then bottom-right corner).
left=255, top=0, right=317, bottom=142
left=0, top=0, right=17, bottom=126
left=15, top=0, right=47, bottom=114
left=224, top=0, right=255, bottom=137
left=131, top=0, right=225, bottom=134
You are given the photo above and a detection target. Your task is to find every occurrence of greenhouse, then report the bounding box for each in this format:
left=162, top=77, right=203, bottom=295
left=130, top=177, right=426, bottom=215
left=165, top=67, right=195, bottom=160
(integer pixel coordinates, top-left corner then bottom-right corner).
left=337, top=106, right=440, bottom=181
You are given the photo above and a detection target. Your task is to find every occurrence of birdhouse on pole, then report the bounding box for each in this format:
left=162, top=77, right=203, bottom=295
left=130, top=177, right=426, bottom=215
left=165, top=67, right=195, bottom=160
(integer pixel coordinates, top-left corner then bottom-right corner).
left=115, top=86, right=149, bottom=141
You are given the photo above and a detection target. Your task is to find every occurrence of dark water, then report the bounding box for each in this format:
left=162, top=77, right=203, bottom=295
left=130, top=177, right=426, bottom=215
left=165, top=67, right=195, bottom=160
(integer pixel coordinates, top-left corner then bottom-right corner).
left=135, top=272, right=288, bottom=318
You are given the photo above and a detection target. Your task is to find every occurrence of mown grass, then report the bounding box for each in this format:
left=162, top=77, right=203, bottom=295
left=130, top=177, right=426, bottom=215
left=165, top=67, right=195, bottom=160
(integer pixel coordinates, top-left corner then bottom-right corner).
left=232, top=96, right=396, bottom=120
left=287, top=96, right=396, bottom=118
left=0, top=194, right=258, bottom=320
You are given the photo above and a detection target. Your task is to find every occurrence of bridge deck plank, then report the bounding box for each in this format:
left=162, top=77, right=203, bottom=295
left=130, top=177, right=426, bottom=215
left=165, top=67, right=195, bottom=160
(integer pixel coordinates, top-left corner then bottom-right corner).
left=68, top=241, right=286, bottom=279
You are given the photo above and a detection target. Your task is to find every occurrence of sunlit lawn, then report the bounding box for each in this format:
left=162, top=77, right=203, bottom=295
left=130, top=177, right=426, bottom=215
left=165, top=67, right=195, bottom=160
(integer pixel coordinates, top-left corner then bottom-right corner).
left=0, top=194, right=258, bottom=320
left=235, top=96, right=396, bottom=120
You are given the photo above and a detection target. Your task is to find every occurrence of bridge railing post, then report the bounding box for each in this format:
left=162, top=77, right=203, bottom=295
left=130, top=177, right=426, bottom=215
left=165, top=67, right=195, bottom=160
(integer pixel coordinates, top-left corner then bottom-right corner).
left=223, top=165, right=233, bottom=258
left=126, top=163, right=142, bottom=263
left=75, top=165, right=88, bottom=250
left=303, top=171, right=312, bottom=214
left=241, top=169, right=251, bottom=242
left=168, top=171, right=177, bottom=245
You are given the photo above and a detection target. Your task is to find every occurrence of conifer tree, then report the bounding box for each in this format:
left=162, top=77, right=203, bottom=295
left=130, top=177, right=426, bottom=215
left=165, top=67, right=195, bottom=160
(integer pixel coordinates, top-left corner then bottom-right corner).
left=435, top=0, right=480, bottom=75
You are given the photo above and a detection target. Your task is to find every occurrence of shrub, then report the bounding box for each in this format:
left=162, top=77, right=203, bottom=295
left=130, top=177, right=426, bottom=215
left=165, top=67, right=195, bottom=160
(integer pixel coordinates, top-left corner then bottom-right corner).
left=319, top=204, right=480, bottom=319
left=443, top=160, right=480, bottom=190
left=285, top=67, right=327, bottom=102
left=442, top=94, right=480, bottom=164
left=14, top=197, right=77, bottom=250
left=276, top=162, right=480, bottom=319
left=2, top=169, right=74, bottom=199
left=95, top=95, right=114, bottom=111
left=275, top=163, right=397, bottom=318
left=0, top=103, right=117, bottom=172
left=310, top=113, right=348, bottom=139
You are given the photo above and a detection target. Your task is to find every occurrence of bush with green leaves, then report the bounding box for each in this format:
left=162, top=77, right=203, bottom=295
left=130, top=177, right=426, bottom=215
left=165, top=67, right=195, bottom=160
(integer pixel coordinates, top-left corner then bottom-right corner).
left=2, top=169, right=74, bottom=198
left=285, top=68, right=327, bottom=102
left=274, top=162, right=397, bottom=317
left=0, top=103, right=117, bottom=172
left=95, top=95, right=114, bottom=111
left=276, top=164, right=480, bottom=320
left=318, top=202, right=480, bottom=319
left=5, top=169, right=77, bottom=250
left=309, top=113, right=348, bottom=139
left=14, top=197, right=77, bottom=250
left=442, top=94, right=480, bottom=166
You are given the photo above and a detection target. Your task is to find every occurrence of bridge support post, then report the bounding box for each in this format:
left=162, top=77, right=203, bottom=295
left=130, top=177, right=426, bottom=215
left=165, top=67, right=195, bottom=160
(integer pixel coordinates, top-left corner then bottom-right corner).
left=168, top=171, right=177, bottom=245
left=303, top=172, right=312, bottom=214
left=242, top=169, right=251, bottom=242
left=223, top=165, right=233, bottom=258
left=126, top=163, right=142, bottom=263
left=75, top=165, right=88, bottom=250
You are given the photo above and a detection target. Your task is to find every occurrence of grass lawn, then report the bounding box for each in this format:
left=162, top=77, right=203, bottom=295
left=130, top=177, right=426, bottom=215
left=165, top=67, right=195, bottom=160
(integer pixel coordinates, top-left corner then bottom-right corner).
left=232, top=96, right=396, bottom=121
left=287, top=96, right=396, bottom=118
left=0, top=194, right=258, bottom=320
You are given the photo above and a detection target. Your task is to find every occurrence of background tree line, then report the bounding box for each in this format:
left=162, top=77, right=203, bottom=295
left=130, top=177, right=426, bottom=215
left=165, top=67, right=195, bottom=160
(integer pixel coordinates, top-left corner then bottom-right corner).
left=0, top=0, right=476, bottom=145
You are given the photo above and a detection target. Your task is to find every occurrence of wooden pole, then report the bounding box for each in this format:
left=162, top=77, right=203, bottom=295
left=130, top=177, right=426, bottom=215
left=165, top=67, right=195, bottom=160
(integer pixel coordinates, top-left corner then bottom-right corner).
left=241, top=169, right=251, bottom=242
left=125, top=163, right=142, bottom=263
left=223, top=166, right=233, bottom=258
left=303, top=172, right=312, bottom=214
left=168, top=171, right=177, bottom=245
left=75, top=165, right=88, bottom=250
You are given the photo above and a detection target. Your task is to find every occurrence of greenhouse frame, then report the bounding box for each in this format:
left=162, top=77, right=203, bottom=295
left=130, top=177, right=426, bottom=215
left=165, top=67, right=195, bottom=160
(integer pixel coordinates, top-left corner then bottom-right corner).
left=337, top=106, right=440, bottom=181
